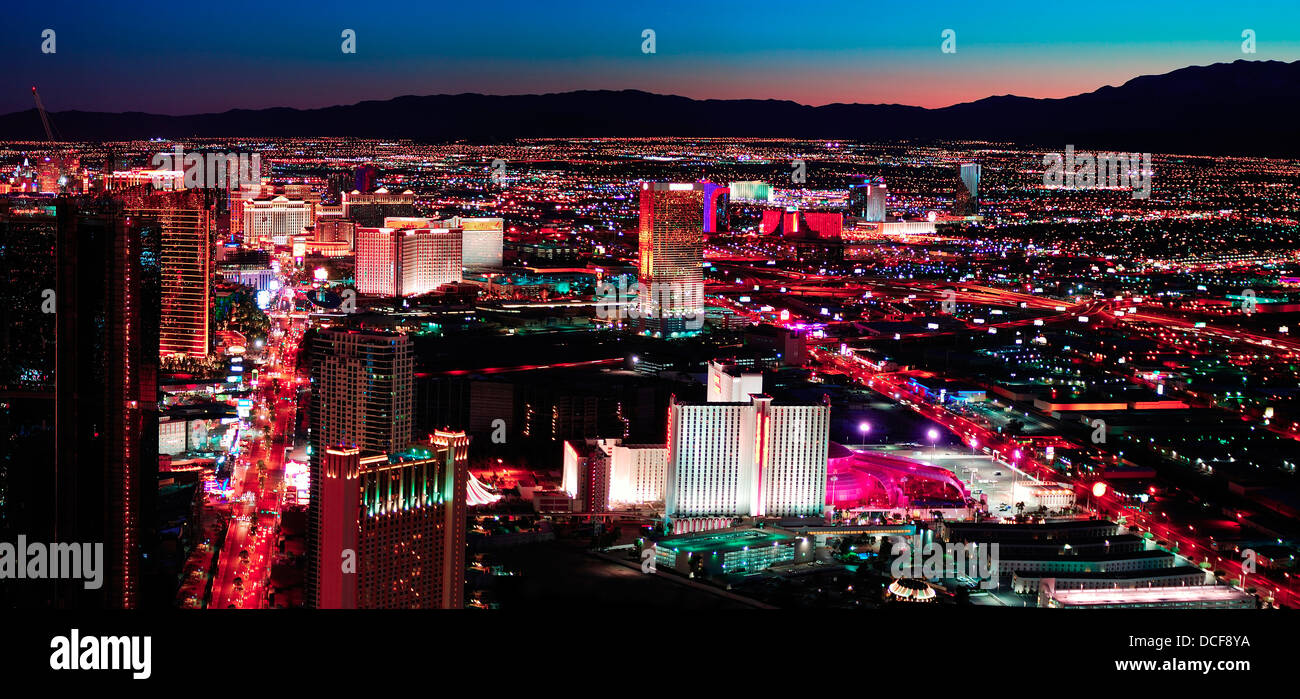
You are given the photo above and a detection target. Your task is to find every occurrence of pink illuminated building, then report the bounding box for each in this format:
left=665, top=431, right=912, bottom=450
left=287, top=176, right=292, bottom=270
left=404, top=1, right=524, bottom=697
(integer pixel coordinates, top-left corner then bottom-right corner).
left=355, top=226, right=462, bottom=296
left=825, top=443, right=970, bottom=510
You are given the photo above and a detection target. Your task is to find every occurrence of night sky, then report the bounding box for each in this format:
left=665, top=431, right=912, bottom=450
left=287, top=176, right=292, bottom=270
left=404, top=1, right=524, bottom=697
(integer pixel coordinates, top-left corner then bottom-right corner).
left=2, top=0, right=1299, bottom=115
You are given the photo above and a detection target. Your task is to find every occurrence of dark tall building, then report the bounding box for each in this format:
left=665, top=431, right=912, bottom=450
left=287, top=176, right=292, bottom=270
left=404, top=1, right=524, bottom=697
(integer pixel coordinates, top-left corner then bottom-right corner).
left=954, top=163, right=981, bottom=217
left=57, top=197, right=162, bottom=609
left=0, top=197, right=59, bottom=582
left=0, top=195, right=160, bottom=608
left=702, top=181, right=729, bottom=233
left=341, top=188, right=417, bottom=228
left=354, top=164, right=379, bottom=194
left=325, top=170, right=354, bottom=204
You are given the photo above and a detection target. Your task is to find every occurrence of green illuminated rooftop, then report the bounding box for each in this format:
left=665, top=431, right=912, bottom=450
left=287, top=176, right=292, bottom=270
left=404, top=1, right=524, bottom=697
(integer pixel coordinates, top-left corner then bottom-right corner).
left=658, top=528, right=795, bottom=554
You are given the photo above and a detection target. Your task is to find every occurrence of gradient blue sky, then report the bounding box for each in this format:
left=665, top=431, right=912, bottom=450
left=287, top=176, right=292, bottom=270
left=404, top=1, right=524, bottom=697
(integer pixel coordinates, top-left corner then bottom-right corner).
left=3, top=0, right=1299, bottom=114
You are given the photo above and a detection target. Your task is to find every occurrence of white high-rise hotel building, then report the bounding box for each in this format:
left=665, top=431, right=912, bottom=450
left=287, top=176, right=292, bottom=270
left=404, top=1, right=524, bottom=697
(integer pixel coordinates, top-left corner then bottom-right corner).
left=707, top=360, right=763, bottom=402
left=609, top=442, right=668, bottom=506
left=666, top=377, right=830, bottom=522
left=448, top=216, right=504, bottom=268
left=562, top=438, right=668, bottom=511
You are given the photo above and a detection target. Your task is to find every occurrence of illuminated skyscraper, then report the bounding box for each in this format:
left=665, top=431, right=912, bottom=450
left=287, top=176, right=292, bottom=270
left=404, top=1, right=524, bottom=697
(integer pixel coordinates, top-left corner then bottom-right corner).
left=848, top=177, right=887, bottom=222
left=228, top=183, right=273, bottom=244
left=666, top=391, right=829, bottom=527
left=607, top=442, right=668, bottom=507
left=427, top=429, right=468, bottom=609
left=401, top=227, right=462, bottom=296
left=316, top=446, right=360, bottom=609
left=636, top=182, right=706, bottom=334
left=562, top=438, right=614, bottom=512
left=354, top=226, right=395, bottom=295
left=118, top=187, right=213, bottom=359
left=37, top=155, right=79, bottom=193
left=565, top=438, right=668, bottom=510
left=355, top=226, right=463, bottom=297
left=314, top=215, right=356, bottom=251
left=955, top=163, right=981, bottom=216
left=380, top=215, right=500, bottom=268
left=961, top=163, right=981, bottom=201
left=307, top=329, right=414, bottom=608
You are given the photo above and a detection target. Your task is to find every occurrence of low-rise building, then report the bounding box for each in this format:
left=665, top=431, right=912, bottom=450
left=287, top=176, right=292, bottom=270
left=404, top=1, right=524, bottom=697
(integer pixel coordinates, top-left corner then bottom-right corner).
left=1037, top=578, right=1255, bottom=609
left=651, top=527, right=813, bottom=577
left=1012, top=565, right=1207, bottom=593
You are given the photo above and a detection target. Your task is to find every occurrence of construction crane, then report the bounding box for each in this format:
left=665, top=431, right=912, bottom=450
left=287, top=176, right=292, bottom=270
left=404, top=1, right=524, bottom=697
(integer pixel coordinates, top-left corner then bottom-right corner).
left=30, top=85, right=68, bottom=192
left=31, top=86, right=55, bottom=141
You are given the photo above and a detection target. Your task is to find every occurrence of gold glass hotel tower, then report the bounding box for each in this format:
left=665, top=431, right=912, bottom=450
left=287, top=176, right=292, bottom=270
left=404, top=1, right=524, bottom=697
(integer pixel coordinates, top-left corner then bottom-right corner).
left=637, top=182, right=706, bottom=334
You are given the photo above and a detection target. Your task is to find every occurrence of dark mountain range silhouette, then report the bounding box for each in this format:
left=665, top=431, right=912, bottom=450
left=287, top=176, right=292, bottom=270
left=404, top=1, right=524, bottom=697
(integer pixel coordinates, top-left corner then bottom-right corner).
left=2, top=60, right=1296, bottom=155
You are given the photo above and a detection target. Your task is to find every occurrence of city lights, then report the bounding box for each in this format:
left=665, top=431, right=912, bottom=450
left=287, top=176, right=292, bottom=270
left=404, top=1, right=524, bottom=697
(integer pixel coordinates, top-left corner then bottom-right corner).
left=0, top=7, right=1293, bottom=676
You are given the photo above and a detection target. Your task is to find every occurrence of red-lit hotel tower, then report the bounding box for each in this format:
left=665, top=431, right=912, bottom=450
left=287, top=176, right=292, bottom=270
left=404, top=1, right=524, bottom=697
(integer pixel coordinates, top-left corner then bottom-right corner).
left=316, top=442, right=466, bottom=608
left=429, top=429, right=468, bottom=608
left=355, top=225, right=462, bottom=297
left=637, top=182, right=706, bottom=334
left=117, top=186, right=214, bottom=359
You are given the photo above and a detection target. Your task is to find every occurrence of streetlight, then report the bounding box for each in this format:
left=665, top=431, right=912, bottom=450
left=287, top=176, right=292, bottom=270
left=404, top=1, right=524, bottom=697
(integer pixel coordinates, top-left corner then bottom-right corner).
left=858, top=421, right=871, bottom=446
left=829, top=475, right=839, bottom=519
left=927, top=428, right=939, bottom=463
left=1090, top=481, right=1107, bottom=514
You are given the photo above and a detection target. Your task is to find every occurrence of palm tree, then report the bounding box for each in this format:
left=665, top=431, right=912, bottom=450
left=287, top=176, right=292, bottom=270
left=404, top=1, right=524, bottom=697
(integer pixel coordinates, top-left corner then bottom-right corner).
left=688, top=554, right=706, bottom=580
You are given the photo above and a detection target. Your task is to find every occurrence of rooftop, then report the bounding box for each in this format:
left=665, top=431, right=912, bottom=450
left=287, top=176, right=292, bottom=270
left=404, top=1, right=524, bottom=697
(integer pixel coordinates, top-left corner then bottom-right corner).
left=1048, top=585, right=1253, bottom=606
left=657, top=528, right=796, bottom=554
